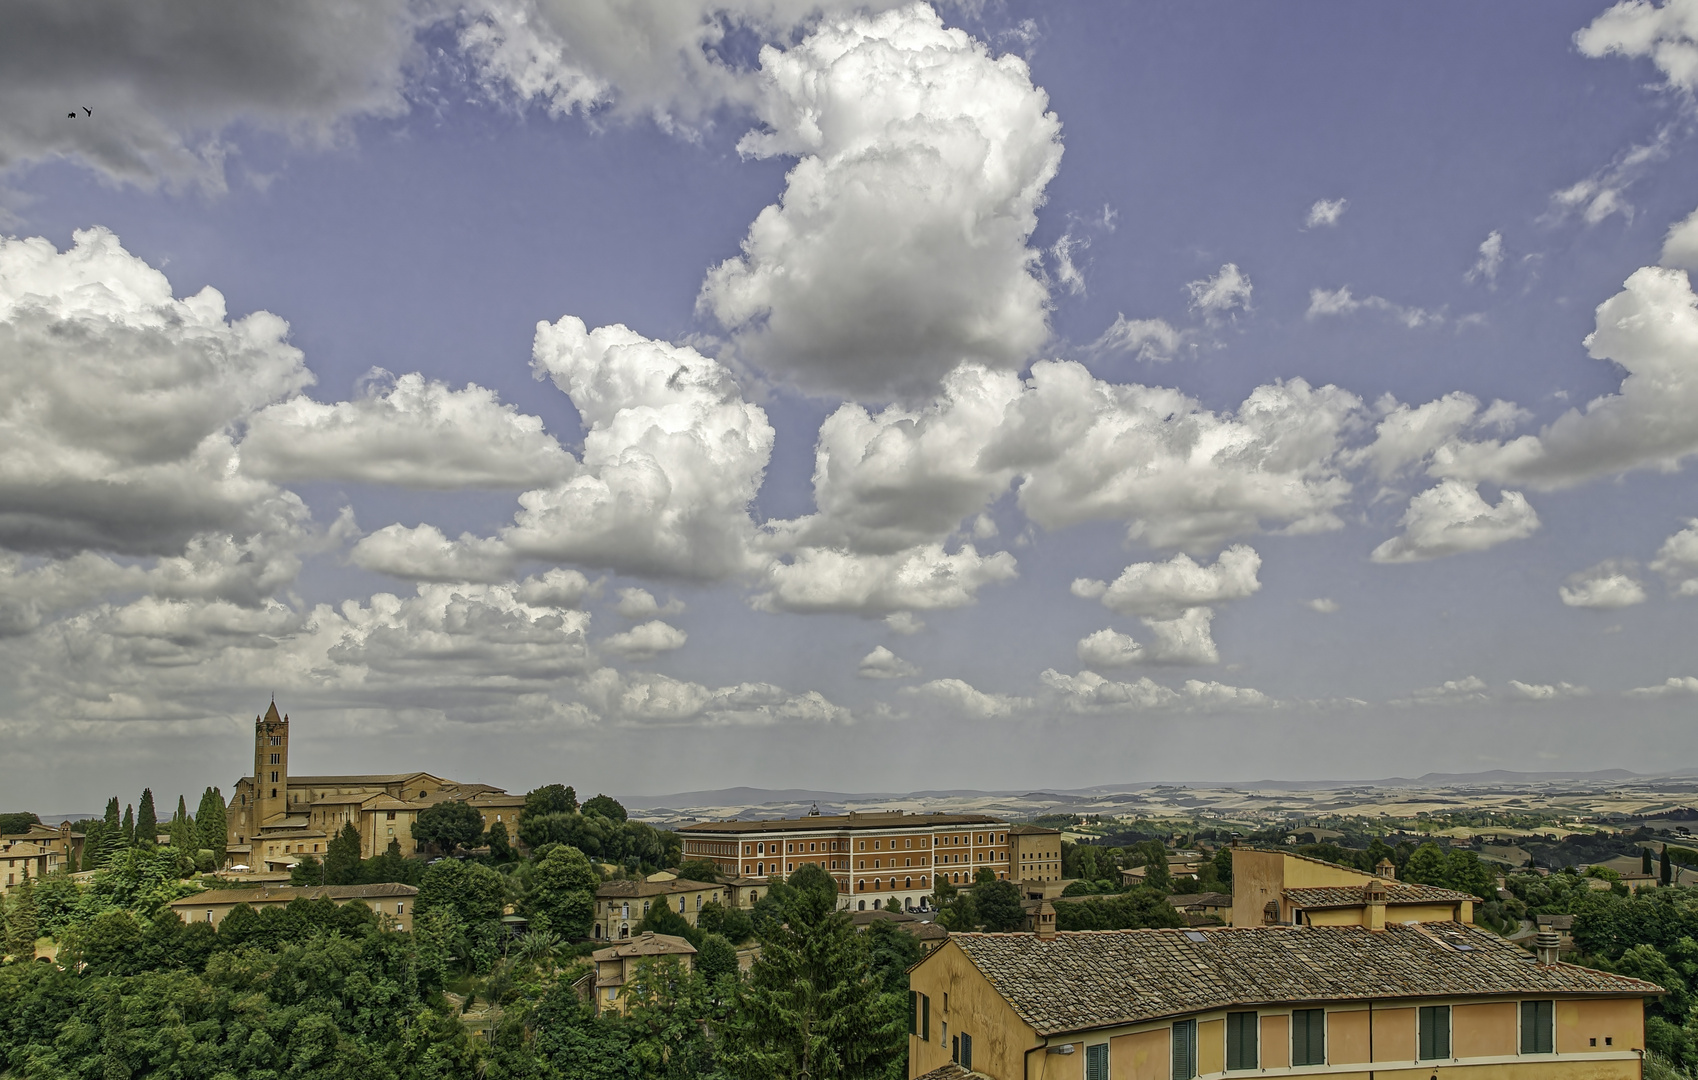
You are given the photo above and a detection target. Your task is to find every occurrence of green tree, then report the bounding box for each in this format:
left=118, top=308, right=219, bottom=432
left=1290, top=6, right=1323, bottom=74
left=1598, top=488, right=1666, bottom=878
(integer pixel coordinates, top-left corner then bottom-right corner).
left=582, top=794, right=628, bottom=823
left=974, top=879, right=1027, bottom=932
left=864, top=918, right=923, bottom=995
left=1664, top=845, right=1674, bottom=887
left=417, top=859, right=506, bottom=924
left=1645, top=846, right=1656, bottom=876
left=699, top=900, right=755, bottom=944
left=136, top=788, right=157, bottom=849
left=1134, top=840, right=1171, bottom=892
left=719, top=863, right=906, bottom=1079
left=363, top=837, right=420, bottom=885
left=3, top=870, right=37, bottom=958
left=121, top=804, right=135, bottom=848
left=412, top=799, right=486, bottom=855
left=290, top=855, right=327, bottom=886
left=195, top=787, right=227, bottom=867
left=1054, top=888, right=1186, bottom=932
left=524, top=844, right=601, bottom=939
left=676, top=859, right=721, bottom=882
left=524, top=783, right=579, bottom=819
left=96, top=796, right=121, bottom=867
left=623, top=955, right=722, bottom=1079
left=487, top=820, right=515, bottom=862
left=322, top=822, right=363, bottom=885
left=0, top=812, right=39, bottom=835
left=698, top=931, right=740, bottom=984
left=636, top=901, right=702, bottom=947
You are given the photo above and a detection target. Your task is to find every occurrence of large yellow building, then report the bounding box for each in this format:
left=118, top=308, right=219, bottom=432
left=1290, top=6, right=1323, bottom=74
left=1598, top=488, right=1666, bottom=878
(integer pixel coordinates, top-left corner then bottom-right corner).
left=225, top=703, right=524, bottom=871
left=907, top=922, right=1661, bottom=1079
left=1230, top=848, right=1478, bottom=928
left=679, top=809, right=1018, bottom=911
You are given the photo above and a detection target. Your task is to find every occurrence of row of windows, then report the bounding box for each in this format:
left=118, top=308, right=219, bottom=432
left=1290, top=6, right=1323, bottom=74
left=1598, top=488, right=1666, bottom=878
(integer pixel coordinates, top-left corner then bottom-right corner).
left=1074, top=1001, right=1564, bottom=1079
left=731, top=831, right=1013, bottom=857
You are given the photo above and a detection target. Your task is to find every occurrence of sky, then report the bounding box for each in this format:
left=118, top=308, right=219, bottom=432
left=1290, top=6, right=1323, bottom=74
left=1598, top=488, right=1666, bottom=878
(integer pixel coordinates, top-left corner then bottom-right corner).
left=6, top=0, right=1698, bottom=812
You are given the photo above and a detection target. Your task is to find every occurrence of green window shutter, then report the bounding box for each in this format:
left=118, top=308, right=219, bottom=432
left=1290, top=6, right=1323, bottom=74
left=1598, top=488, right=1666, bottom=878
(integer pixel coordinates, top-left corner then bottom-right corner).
left=922, top=994, right=930, bottom=1042
left=962, top=1033, right=974, bottom=1070
left=1419, top=1006, right=1451, bottom=1061
left=1292, top=1009, right=1325, bottom=1066
left=1521, top=1000, right=1553, bottom=1054
left=909, top=991, right=917, bottom=1036
left=1226, top=1011, right=1258, bottom=1070
left=1085, top=1042, right=1109, bottom=1080
left=1172, top=1019, right=1197, bottom=1080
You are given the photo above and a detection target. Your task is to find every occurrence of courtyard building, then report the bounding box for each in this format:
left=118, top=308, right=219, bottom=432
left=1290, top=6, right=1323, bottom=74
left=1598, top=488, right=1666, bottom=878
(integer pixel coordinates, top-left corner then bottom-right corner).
left=679, top=808, right=1015, bottom=911
left=167, top=883, right=419, bottom=931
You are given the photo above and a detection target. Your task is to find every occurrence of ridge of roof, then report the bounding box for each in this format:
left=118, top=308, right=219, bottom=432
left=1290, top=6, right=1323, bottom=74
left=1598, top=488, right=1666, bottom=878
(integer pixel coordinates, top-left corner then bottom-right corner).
left=1285, top=882, right=1483, bottom=907
left=680, top=812, right=1009, bottom=834
left=169, top=882, right=419, bottom=906
left=944, top=923, right=1662, bottom=1037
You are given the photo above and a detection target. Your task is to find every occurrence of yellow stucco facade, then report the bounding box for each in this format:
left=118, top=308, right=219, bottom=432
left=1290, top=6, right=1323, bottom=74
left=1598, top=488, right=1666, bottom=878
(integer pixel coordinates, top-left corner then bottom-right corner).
left=908, top=936, right=1652, bottom=1080
left=1230, top=848, right=1475, bottom=927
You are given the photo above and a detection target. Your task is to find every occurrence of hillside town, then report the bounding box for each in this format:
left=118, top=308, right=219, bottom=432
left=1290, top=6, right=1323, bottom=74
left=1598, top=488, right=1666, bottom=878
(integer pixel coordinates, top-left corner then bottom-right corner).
left=4, top=704, right=1697, bottom=1078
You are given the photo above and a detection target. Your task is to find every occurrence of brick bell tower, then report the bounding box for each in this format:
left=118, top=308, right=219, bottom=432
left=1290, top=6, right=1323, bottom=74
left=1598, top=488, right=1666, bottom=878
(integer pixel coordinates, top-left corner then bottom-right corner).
left=253, top=700, right=290, bottom=826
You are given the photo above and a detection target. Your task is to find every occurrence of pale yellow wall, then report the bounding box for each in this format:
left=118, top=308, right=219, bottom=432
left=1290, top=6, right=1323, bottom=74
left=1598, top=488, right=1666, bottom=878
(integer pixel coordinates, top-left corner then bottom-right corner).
left=1388, top=902, right=1464, bottom=924
left=1197, top=1017, right=1225, bottom=1075
left=1375, top=1006, right=1416, bottom=1062
left=1232, top=850, right=1375, bottom=926
left=1455, top=1001, right=1517, bottom=1058
left=1305, top=907, right=1370, bottom=926
left=907, top=939, right=1041, bottom=1080
left=1261, top=1013, right=1290, bottom=1069
left=1329, top=1008, right=1371, bottom=1064
left=1111, top=1028, right=1169, bottom=1080
left=169, top=896, right=411, bottom=931
left=361, top=808, right=418, bottom=857
left=1557, top=997, right=1643, bottom=1056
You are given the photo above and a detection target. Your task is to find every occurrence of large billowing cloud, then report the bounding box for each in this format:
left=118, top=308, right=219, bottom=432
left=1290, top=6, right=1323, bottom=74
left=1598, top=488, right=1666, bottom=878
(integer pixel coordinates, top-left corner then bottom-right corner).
left=699, top=3, right=1063, bottom=398
left=0, top=0, right=419, bottom=188
left=1558, top=560, right=1647, bottom=608
left=353, top=317, right=775, bottom=582
left=242, top=372, right=575, bottom=489
left=1379, top=268, right=1698, bottom=492
left=1651, top=518, right=1698, bottom=595
left=1575, top=0, right=1698, bottom=93
left=0, top=229, right=314, bottom=555
left=1370, top=480, right=1539, bottom=563
left=579, top=667, right=849, bottom=726
left=1072, top=546, right=1261, bottom=619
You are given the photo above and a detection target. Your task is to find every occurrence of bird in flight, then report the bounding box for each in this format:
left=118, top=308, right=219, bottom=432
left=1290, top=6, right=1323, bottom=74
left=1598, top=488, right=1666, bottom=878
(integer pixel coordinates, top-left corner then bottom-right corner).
left=82, top=107, right=91, bottom=116
left=67, top=112, right=75, bottom=118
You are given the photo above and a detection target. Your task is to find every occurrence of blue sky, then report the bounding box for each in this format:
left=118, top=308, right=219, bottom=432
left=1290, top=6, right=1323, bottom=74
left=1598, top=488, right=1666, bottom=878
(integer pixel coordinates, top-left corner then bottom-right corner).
left=5, top=0, right=1698, bottom=810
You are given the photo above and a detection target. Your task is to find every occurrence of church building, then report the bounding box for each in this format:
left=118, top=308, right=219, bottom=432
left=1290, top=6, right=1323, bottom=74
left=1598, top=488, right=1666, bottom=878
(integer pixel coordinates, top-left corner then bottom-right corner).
left=225, top=702, right=524, bottom=872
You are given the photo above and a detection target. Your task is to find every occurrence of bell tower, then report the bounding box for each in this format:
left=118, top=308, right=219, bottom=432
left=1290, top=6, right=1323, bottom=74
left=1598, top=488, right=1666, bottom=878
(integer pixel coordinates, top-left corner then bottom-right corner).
left=253, top=700, right=290, bottom=826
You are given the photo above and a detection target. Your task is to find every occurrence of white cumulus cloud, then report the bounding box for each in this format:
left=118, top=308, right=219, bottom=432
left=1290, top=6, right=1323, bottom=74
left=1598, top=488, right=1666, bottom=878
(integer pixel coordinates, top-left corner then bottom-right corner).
left=902, top=677, right=1029, bottom=719
left=1187, top=263, right=1252, bottom=315
left=1651, top=519, right=1698, bottom=595
left=1040, top=669, right=1270, bottom=713
left=1370, top=480, right=1539, bottom=563
left=1464, top=230, right=1505, bottom=287
left=242, top=371, right=575, bottom=489
left=1307, top=598, right=1340, bottom=614
left=1307, top=286, right=1443, bottom=329
left=858, top=645, right=919, bottom=679
left=1088, top=315, right=1187, bottom=362
left=1627, top=676, right=1698, bottom=698
left=1508, top=680, right=1590, bottom=701
left=1076, top=628, right=1144, bottom=668
left=1073, top=545, right=1262, bottom=618
left=1559, top=560, right=1647, bottom=608
left=614, top=587, right=684, bottom=619
left=600, top=619, right=687, bottom=660
left=1305, top=198, right=1348, bottom=228
left=698, top=3, right=1063, bottom=398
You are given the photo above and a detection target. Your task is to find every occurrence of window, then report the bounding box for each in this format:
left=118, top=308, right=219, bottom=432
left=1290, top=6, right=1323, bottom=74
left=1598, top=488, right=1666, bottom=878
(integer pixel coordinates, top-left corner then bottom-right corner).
left=1418, top=1005, right=1451, bottom=1061
left=961, top=1033, right=974, bottom=1070
left=1172, top=1019, right=1197, bottom=1080
left=1226, top=1011, right=1258, bottom=1071
left=874, top=840, right=881, bottom=849
left=397, top=903, right=404, bottom=915
left=1520, top=1000, right=1554, bottom=1055
left=387, top=810, right=396, bottom=821
left=1292, top=1009, right=1325, bottom=1066
left=1080, top=1043, right=1106, bottom=1079
left=270, top=753, right=280, bottom=765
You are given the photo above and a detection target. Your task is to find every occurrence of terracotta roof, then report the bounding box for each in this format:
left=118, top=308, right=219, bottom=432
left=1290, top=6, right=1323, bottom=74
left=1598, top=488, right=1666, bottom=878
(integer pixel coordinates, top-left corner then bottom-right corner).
left=290, top=773, right=441, bottom=786
left=596, top=878, right=724, bottom=899
left=1284, top=882, right=1480, bottom=908
left=945, top=923, right=1662, bottom=1037
left=591, top=932, right=697, bottom=961
left=169, top=882, right=419, bottom=907
left=680, top=811, right=1008, bottom=835
left=1538, top=914, right=1576, bottom=930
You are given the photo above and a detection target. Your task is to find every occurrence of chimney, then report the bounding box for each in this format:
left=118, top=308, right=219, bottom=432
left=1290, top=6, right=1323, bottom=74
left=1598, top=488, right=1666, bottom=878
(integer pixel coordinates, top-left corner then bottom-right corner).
left=1035, top=900, right=1056, bottom=940
left=1364, top=877, right=1388, bottom=931
left=1375, top=858, right=1397, bottom=880
left=1535, top=928, right=1561, bottom=966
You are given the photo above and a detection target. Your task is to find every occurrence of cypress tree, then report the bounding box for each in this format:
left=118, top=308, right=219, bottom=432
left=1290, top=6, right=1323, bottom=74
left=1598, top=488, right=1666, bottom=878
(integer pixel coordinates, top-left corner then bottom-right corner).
left=1644, top=846, right=1654, bottom=876
left=1662, top=845, right=1674, bottom=887
left=324, top=823, right=363, bottom=885
left=196, top=787, right=227, bottom=867
left=121, top=804, right=134, bottom=848
left=136, top=789, right=157, bottom=848
left=6, top=868, right=38, bottom=959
